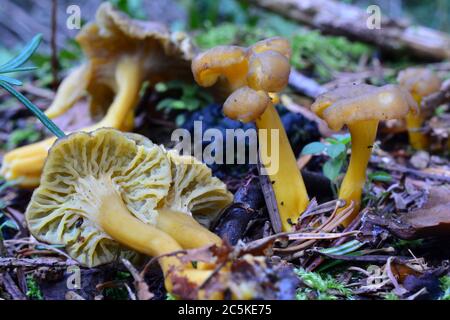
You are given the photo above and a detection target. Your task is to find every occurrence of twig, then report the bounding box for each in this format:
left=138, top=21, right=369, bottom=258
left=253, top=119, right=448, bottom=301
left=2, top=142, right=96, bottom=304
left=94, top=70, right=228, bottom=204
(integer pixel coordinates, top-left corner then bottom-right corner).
left=288, top=68, right=326, bottom=98
left=4, top=238, right=75, bottom=261
left=314, top=252, right=410, bottom=264
left=0, top=257, right=77, bottom=270
left=140, top=249, right=188, bottom=277
left=21, top=83, right=55, bottom=100
left=299, top=199, right=344, bottom=222
left=288, top=230, right=360, bottom=241
left=65, top=291, right=86, bottom=300
left=257, top=157, right=282, bottom=233
left=307, top=209, right=364, bottom=271
left=407, top=287, right=427, bottom=300
left=376, top=161, right=450, bottom=183
left=386, top=256, right=407, bottom=296
left=121, top=258, right=154, bottom=300
left=0, top=272, right=27, bottom=300
left=50, top=0, right=59, bottom=89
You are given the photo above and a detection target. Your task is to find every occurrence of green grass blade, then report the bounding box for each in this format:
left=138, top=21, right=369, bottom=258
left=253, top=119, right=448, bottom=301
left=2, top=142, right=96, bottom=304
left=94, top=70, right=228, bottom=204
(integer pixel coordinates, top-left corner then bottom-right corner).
left=0, top=34, right=42, bottom=73
left=0, top=75, right=22, bottom=86
left=0, top=66, right=38, bottom=75
left=319, top=240, right=364, bottom=255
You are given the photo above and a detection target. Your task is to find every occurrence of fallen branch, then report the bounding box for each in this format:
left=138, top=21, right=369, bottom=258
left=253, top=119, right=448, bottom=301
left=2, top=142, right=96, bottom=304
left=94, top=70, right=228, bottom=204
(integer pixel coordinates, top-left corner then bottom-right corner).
left=249, top=0, right=450, bottom=60
left=0, top=273, right=27, bottom=300
left=314, top=252, right=410, bottom=264
left=288, top=68, right=326, bottom=98
left=0, top=257, right=76, bottom=270
left=381, top=163, right=450, bottom=183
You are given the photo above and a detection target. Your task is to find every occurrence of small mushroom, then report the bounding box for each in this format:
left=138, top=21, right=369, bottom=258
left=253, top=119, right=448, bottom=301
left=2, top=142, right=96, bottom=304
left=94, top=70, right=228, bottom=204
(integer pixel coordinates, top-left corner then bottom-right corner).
left=1, top=2, right=194, bottom=188
left=191, top=45, right=248, bottom=92
left=397, top=67, right=442, bottom=150
left=192, top=38, right=309, bottom=232
left=245, top=36, right=292, bottom=59
left=312, top=84, right=417, bottom=225
left=25, top=128, right=225, bottom=293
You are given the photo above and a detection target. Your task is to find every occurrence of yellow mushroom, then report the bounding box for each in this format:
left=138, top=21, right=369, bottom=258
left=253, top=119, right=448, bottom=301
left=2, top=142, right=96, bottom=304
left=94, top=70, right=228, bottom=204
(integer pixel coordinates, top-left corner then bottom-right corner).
left=192, top=38, right=309, bottom=232
left=312, top=84, right=417, bottom=225
left=397, top=67, right=442, bottom=150
left=25, top=128, right=225, bottom=295
left=1, top=2, right=194, bottom=188
left=160, top=149, right=233, bottom=230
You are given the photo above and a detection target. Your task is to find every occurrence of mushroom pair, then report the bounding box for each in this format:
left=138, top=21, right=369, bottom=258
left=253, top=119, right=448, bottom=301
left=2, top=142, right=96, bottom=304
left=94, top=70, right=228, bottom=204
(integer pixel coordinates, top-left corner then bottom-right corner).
left=26, top=128, right=233, bottom=294
left=312, top=84, right=417, bottom=225
left=1, top=2, right=194, bottom=188
left=192, top=38, right=309, bottom=232
left=397, top=67, right=442, bottom=150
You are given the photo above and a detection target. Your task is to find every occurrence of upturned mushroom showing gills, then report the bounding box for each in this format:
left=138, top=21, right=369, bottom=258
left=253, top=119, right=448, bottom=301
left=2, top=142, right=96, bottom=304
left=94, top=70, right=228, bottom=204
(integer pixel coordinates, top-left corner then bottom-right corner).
left=192, top=37, right=309, bottom=232
left=1, top=2, right=194, bottom=188
left=397, top=67, right=442, bottom=150
left=312, top=84, right=417, bottom=225
left=25, top=128, right=229, bottom=293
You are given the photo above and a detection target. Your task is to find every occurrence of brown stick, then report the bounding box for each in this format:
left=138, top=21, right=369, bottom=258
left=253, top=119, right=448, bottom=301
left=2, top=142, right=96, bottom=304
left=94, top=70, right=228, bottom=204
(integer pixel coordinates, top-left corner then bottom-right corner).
left=0, top=273, right=27, bottom=300
left=50, top=0, right=59, bottom=89
left=0, top=257, right=77, bottom=270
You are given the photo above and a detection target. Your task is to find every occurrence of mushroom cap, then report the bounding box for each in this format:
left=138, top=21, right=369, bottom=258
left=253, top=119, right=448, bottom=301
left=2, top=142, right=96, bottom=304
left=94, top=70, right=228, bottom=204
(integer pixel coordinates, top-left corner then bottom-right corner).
left=161, top=150, right=233, bottom=228
left=312, top=84, right=418, bottom=131
left=247, top=51, right=291, bottom=92
left=311, top=83, right=375, bottom=117
left=25, top=128, right=172, bottom=267
left=223, top=86, right=271, bottom=123
left=247, top=37, right=292, bottom=59
left=76, top=2, right=195, bottom=119
left=397, top=67, right=442, bottom=98
left=191, top=45, right=248, bottom=89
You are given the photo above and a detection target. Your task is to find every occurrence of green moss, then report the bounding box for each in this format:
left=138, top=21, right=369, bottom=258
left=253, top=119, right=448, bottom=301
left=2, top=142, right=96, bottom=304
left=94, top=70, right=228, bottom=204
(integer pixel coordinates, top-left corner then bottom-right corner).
left=194, top=20, right=373, bottom=83
left=26, top=275, right=43, bottom=300
left=440, top=276, right=450, bottom=300
left=383, top=292, right=399, bottom=300
left=290, top=31, right=373, bottom=82
left=295, top=268, right=353, bottom=300
left=103, top=271, right=131, bottom=300
left=166, top=293, right=177, bottom=300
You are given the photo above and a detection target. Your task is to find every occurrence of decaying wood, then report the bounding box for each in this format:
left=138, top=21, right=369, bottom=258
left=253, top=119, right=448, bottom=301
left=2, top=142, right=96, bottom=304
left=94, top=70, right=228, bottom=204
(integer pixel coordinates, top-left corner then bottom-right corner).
left=0, top=273, right=27, bottom=300
left=249, top=0, right=450, bottom=60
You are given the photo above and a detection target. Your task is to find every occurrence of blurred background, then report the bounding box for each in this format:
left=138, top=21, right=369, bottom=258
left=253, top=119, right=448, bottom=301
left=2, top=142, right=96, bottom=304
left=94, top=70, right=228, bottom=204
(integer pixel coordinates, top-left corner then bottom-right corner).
left=1, top=0, right=449, bottom=85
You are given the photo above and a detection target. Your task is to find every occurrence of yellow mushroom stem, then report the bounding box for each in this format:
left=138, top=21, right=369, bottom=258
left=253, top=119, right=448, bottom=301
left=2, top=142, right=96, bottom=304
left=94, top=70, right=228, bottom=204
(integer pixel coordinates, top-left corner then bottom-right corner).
left=255, top=103, right=309, bottom=231
left=45, top=63, right=91, bottom=119
left=99, top=56, right=143, bottom=128
left=406, top=93, right=428, bottom=150
left=99, top=189, right=216, bottom=293
left=155, top=209, right=222, bottom=249
left=338, top=120, right=379, bottom=226
left=1, top=57, right=142, bottom=187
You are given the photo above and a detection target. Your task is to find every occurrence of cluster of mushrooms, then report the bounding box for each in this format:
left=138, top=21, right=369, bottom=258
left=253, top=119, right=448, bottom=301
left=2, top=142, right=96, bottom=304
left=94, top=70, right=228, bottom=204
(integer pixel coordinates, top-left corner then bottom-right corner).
left=1, top=2, right=446, bottom=299
left=192, top=37, right=309, bottom=232
left=26, top=128, right=232, bottom=296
